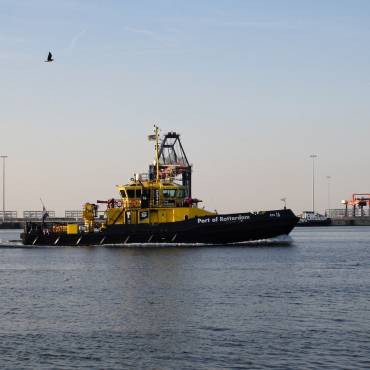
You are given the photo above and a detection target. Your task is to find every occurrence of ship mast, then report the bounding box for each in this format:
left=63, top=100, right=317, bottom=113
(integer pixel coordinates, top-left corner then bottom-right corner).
left=155, top=125, right=160, bottom=183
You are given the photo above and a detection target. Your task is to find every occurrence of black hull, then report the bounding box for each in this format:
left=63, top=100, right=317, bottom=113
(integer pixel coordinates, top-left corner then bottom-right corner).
left=21, top=209, right=299, bottom=246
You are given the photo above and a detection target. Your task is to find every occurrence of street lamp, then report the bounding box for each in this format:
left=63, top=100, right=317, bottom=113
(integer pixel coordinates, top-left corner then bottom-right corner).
left=309, top=154, right=318, bottom=213
left=326, top=176, right=331, bottom=216
left=1, top=155, right=8, bottom=222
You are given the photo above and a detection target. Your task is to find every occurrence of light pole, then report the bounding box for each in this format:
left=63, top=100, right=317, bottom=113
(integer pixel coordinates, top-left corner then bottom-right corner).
left=309, top=154, right=317, bottom=213
left=1, top=155, right=8, bottom=222
left=326, top=176, right=331, bottom=216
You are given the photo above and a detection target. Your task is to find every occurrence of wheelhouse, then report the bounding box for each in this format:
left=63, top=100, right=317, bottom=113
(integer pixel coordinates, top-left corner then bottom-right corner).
left=116, top=181, right=187, bottom=209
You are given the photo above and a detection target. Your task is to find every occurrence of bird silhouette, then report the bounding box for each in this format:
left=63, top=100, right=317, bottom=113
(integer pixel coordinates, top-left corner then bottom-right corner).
left=45, top=52, right=54, bottom=62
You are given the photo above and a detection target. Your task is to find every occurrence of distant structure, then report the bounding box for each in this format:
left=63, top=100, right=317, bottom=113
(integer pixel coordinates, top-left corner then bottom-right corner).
left=23, top=210, right=55, bottom=219
left=65, top=210, right=83, bottom=219
left=340, top=193, right=370, bottom=217
left=327, top=193, right=370, bottom=225
left=0, top=210, right=83, bottom=229
left=0, top=211, right=17, bottom=220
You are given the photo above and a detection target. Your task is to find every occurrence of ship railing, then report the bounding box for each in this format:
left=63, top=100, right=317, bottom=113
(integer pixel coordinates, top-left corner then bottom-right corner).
left=123, top=199, right=141, bottom=208
left=148, top=199, right=185, bottom=208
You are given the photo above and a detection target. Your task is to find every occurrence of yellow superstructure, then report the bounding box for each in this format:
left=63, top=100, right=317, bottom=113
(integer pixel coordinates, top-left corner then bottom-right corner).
left=83, top=202, right=97, bottom=231
left=106, top=180, right=214, bottom=225
left=67, top=224, right=79, bottom=234
left=83, top=126, right=216, bottom=227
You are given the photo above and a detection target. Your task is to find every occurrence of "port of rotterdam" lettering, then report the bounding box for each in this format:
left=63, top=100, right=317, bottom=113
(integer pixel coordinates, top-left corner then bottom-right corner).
left=197, top=214, right=251, bottom=224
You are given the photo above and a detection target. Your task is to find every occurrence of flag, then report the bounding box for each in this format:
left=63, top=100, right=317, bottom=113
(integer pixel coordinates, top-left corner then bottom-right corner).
left=148, top=134, right=156, bottom=141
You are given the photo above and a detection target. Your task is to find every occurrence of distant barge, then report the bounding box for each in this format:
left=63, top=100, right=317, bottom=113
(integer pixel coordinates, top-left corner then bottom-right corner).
left=21, top=127, right=299, bottom=246
left=297, top=211, right=331, bottom=227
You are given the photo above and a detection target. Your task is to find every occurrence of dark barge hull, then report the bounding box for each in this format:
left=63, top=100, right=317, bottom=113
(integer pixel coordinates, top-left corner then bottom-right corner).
left=21, top=209, right=299, bottom=246
left=296, top=219, right=332, bottom=227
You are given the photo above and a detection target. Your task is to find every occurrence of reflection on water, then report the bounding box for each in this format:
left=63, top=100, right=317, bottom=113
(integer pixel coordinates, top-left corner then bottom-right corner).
left=0, top=227, right=370, bottom=369
left=0, top=229, right=22, bottom=245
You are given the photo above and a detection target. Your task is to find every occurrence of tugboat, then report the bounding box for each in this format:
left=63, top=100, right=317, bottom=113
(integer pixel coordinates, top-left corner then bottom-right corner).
left=21, top=127, right=299, bottom=246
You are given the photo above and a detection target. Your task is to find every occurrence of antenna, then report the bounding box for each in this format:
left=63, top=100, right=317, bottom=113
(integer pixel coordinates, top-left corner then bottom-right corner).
left=154, top=125, right=160, bottom=183
left=280, top=197, right=287, bottom=209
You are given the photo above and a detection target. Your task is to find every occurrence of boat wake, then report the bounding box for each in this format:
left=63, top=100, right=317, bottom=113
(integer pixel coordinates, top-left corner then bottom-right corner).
left=230, top=234, right=293, bottom=246
left=0, top=239, right=23, bottom=247
left=0, top=229, right=23, bottom=247
left=1, top=235, right=293, bottom=248
left=103, top=234, right=294, bottom=248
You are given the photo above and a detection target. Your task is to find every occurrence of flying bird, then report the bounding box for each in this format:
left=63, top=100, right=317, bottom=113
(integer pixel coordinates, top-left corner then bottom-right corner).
left=45, top=52, right=54, bottom=62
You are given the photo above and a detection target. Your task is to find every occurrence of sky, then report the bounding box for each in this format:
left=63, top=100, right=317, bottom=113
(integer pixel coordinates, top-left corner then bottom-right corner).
left=1, top=0, right=370, bottom=216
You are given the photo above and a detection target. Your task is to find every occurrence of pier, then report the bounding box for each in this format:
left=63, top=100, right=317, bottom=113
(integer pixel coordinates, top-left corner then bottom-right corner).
left=327, top=209, right=370, bottom=226
left=327, top=193, right=370, bottom=226
left=0, top=210, right=83, bottom=229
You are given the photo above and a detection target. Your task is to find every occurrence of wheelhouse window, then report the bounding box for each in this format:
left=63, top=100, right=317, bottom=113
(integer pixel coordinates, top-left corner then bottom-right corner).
left=122, top=188, right=143, bottom=198
left=126, top=189, right=135, bottom=198
left=177, top=189, right=185, bottom=198
left=162, top=189, right=176, bottom=198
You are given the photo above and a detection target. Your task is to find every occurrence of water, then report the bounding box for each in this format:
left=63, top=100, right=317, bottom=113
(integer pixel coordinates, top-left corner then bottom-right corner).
left=0, top=227, right=369, bottom=369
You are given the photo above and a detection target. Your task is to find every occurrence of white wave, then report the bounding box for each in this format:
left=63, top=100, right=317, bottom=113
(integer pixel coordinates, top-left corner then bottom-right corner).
left=0, top=234, right=294, bottom=248
left=0, top=239, right=23, bottom=246
left=230, top=234, right=293, bottom=246
left=102, top=235, right=294, bottom=248
left=102, top=242, right=208, bottom=248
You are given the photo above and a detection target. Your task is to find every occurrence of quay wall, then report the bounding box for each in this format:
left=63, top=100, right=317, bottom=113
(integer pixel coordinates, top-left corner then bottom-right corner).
left=331, top=217, right=370, bottom=226
left=0, top=222, right=23, bottom=229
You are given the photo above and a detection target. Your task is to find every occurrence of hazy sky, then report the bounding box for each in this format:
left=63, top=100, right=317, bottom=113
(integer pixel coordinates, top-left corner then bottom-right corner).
left=1, top=0, right=370, bottom=215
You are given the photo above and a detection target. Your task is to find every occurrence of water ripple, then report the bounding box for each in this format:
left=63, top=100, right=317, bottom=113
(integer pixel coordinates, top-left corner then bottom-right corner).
left=0, top=227, right=369, bottom=369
